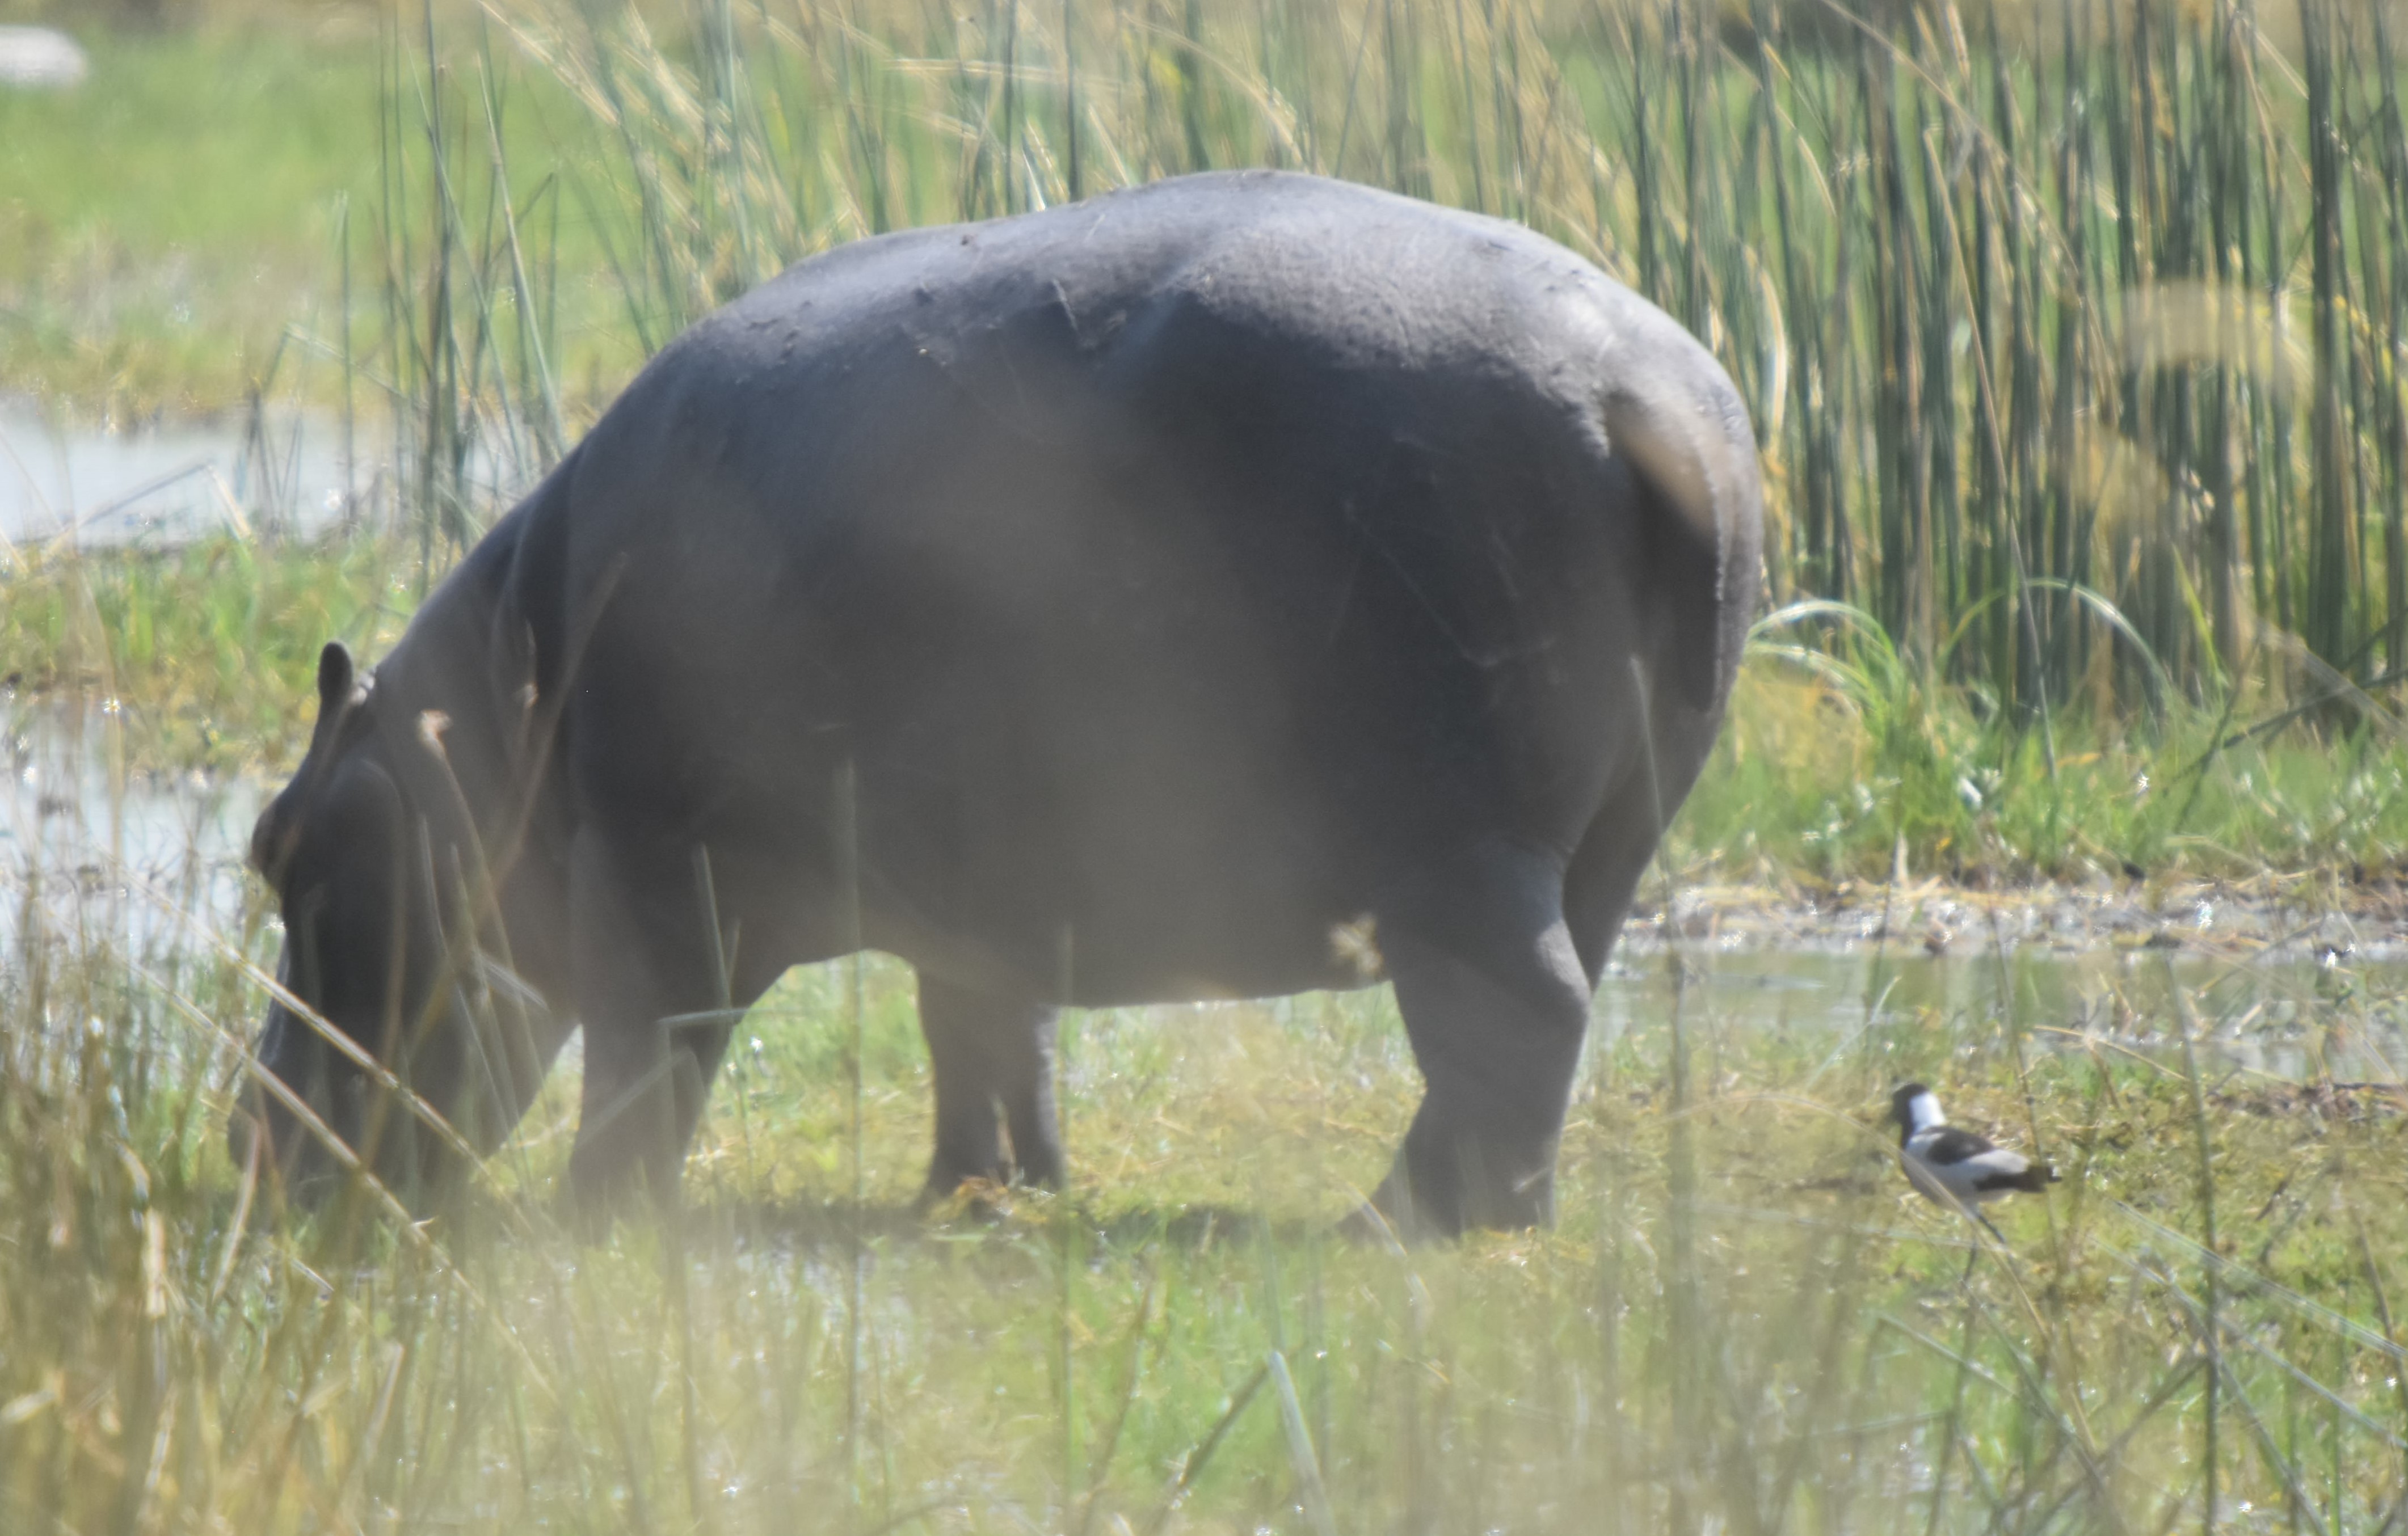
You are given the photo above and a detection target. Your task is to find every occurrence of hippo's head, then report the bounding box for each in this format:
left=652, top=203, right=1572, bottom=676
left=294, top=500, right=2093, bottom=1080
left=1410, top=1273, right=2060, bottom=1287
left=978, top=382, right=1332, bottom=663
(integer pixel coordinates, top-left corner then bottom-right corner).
left=233, top=642, right=482, bottom=1209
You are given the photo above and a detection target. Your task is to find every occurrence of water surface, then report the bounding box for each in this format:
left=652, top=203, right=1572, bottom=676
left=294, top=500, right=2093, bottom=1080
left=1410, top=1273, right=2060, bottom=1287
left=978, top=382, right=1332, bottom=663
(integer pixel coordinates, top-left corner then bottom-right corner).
left=0, top=398, right=359, bottom=545
left=0, top=397, right=526, bottom=546
left=2, top=698, right=263, bottom=957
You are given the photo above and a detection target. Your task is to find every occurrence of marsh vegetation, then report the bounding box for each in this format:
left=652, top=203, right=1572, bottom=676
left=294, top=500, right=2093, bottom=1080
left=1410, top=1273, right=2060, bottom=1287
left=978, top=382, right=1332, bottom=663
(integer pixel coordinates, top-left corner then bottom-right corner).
left=7, top=0, right=2408, bottom=1530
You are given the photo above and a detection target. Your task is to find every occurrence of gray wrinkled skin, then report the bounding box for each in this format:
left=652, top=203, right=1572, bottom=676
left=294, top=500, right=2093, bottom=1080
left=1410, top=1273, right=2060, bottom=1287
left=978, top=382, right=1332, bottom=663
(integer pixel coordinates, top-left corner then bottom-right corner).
left=237, top=171, right=1763, bottom=1237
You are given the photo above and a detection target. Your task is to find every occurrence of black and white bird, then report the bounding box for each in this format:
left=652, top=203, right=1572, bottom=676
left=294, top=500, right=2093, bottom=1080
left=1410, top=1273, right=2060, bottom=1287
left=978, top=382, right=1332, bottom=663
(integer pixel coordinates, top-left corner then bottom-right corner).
left=1889, top=1083, right=2058, bottom=1242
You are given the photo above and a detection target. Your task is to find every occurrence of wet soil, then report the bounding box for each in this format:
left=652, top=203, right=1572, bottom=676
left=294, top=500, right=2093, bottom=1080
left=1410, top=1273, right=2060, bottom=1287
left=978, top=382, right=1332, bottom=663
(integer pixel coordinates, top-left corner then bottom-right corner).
left=1628, top=872, right=2408, bottom=960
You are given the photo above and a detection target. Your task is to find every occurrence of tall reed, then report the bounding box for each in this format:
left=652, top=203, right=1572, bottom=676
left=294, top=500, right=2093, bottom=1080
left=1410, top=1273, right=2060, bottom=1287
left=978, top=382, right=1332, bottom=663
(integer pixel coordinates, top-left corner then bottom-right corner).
left=358, top=0, right=2408, bottom=731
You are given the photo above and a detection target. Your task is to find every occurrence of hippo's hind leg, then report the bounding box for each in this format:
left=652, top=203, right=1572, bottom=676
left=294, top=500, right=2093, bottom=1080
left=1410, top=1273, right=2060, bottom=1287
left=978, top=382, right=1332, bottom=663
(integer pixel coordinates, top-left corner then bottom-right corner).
left=915, top=973, right=1064, bottom=1199
left=1562, top=778, right=1675, bottom=990
left=1564, top=712, right=1720, bottom=988
left=1369, top=839, right=1592, bottom=1237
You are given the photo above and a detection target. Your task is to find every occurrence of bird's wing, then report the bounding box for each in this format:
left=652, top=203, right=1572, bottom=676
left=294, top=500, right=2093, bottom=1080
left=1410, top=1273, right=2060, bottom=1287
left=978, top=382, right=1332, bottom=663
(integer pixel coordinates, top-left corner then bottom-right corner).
left=1916, top=1126, right=1998, bottom=1166
left=1898, top=1148, right=1973, bottom=1211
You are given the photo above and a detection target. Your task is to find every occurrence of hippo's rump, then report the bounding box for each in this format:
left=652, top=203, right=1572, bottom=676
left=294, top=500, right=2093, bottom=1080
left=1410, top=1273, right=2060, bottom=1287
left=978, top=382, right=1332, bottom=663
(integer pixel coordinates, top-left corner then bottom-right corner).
left=523, top=171, right=1749, bottom=1003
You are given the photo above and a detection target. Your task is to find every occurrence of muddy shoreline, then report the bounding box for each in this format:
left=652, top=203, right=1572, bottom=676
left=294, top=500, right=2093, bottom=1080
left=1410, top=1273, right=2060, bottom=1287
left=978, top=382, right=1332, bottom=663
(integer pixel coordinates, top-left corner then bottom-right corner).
left=1625, top=874, right=2408, bottom=960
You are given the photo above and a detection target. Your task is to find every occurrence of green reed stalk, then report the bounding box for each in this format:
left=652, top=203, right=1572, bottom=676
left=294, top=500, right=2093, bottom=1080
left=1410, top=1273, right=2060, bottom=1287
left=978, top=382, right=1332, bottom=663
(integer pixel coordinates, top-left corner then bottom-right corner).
left=335, top=0, right=2408, bottom=742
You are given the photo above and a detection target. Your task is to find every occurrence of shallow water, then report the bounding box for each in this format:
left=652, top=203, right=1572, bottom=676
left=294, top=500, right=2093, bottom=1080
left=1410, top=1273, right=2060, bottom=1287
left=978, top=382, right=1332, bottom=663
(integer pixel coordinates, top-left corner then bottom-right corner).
left=0, top=398, right=361, bottom=545
left=1594, top=942, right=2407, bottom=1085
left=0, top=698, right=263, bottom=957
left=0, top=397, right=528, bottom=546
left=5, top=702, right=2403, bottom=1087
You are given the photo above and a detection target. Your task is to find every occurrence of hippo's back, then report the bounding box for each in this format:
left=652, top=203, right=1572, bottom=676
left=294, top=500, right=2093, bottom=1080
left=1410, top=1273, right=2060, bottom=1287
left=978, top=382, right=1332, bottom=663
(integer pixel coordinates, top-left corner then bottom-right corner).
left=537, top=171, right=1759, bottom=1002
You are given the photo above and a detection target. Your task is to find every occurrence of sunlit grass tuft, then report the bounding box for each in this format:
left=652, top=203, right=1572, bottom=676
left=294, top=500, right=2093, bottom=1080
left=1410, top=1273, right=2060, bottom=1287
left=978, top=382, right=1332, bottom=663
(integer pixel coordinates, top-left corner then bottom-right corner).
left=0, top=534, right=412, bottom=771
left=7, top=824, right=2408, bottom=1531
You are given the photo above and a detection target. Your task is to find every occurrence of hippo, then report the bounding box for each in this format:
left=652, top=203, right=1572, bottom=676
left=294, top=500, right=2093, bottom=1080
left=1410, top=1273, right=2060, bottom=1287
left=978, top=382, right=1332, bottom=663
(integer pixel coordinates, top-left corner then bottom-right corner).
left=237, top=170, right=1762, bottom=1236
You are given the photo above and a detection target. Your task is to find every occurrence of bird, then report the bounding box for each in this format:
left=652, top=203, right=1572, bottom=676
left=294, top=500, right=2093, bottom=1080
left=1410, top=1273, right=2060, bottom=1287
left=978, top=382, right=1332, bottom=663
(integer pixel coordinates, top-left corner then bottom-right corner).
left=1889, top=1082, right=2058, bottom=1246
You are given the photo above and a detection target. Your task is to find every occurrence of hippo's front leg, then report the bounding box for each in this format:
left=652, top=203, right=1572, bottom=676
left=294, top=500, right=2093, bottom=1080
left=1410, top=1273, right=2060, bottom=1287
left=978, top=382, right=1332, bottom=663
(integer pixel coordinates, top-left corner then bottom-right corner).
left=915, top=972, right=1064, bottom=1198
left=564, top=828, right=736, bottom=1215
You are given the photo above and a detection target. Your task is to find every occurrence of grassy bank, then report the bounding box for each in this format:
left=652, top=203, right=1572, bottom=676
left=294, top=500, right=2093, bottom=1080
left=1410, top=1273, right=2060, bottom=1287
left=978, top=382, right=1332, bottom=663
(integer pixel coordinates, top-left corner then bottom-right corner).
left=5, top=809, right=2407, bottom=1531
left=0, top=535, right=409, bottom=771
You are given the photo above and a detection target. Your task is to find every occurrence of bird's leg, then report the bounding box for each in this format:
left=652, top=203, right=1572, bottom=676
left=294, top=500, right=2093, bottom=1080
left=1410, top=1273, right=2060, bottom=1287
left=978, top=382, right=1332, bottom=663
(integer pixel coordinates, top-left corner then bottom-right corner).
left=1959, top=1208, right=2011, bottom=1283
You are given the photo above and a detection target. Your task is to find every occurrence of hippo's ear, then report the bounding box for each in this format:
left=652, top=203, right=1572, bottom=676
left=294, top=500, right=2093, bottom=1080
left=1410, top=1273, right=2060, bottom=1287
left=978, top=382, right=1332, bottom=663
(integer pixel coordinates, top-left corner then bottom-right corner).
left=309, top=642, right=365, bottom=753
left=317, top=642, right=354, bottom=714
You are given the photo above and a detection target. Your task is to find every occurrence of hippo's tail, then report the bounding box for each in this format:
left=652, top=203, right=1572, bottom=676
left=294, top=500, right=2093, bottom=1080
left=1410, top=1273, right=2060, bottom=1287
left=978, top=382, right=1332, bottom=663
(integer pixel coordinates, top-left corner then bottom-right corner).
left=1600, top=379, right=1765, bottom=714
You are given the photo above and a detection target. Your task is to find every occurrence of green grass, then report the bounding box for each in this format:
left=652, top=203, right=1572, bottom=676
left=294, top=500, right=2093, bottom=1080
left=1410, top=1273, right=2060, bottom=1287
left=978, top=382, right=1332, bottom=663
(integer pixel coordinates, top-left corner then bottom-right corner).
left=7, top=854, right=2408, bottom=1533
left=0, top=23, right=389, bottom=415
left=0, top=14, right=643, bottom=419
left=0, top=534, right=414, bottom=772
left=1691, top=634, right=2408, bottom=886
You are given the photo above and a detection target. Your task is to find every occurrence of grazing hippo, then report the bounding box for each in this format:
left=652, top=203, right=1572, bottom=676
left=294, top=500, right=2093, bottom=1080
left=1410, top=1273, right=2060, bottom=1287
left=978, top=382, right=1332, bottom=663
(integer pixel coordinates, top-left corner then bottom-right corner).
left=237, top=170, right=1762, bottom=1236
